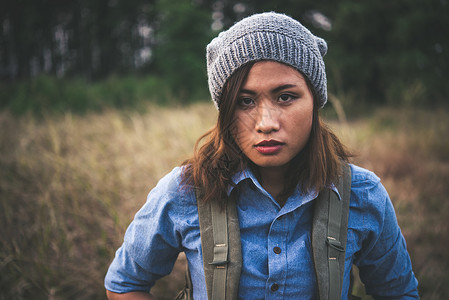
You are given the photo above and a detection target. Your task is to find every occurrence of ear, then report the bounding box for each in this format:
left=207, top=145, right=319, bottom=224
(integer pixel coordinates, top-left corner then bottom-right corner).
left=316, top=37, right=328, bottom=57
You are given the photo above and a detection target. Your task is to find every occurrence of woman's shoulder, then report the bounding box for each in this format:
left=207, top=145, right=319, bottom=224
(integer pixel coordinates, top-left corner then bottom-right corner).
left=349, top=163, right=381, bottom=189
left=137, top=166, right=198, bottom=218
left=347, top=163, right=392, bottom=226
left=348, top=163, right=389, bottom=211
left=148, top=166, right=195, bottom=197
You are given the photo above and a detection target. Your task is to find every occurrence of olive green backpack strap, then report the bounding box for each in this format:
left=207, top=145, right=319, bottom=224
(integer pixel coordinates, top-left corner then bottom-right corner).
left=312, top=163, right=352, bottom=300
left=177, top=163, right=352, bottom=300
left=196, top=192, right=242, bottom=300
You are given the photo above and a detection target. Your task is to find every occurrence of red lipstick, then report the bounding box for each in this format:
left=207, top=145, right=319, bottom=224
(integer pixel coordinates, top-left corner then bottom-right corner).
left=254, top=140, right=285, bottom=155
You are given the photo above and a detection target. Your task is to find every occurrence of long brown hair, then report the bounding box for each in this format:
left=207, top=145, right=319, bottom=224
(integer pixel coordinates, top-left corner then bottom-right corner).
left=182, top=61, right=351, bottom=203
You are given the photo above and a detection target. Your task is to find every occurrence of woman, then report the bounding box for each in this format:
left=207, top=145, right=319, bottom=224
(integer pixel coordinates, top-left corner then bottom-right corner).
left=105, top=12, right=419, bottom=299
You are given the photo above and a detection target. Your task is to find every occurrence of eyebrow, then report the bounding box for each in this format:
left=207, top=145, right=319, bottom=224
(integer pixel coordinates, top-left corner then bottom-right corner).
left=239, top=84, right=298, bottom=95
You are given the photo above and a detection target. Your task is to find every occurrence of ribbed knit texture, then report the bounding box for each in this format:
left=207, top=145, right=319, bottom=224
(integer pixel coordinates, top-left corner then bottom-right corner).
left=206, top=12, right=328, bottom=109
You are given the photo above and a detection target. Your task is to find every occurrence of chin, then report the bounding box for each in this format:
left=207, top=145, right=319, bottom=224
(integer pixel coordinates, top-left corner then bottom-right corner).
left=251, top=158, right=289, bottom=169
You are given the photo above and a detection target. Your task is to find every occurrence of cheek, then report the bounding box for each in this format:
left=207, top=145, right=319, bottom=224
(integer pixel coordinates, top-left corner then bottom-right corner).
left=289, top=107, right=313, bottom=145
left=303, top=114, right=313, bottom=140
left=299, top=102, right=314, bottom=129
left=305, top=113, right=313, bottom=132
left=232, top=114, right=255, bottom=149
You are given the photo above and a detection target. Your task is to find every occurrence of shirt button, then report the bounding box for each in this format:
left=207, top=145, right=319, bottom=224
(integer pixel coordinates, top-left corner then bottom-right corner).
left=271, top=283, right=279, bottom=291
left=273, top=246, right=282, bottom=254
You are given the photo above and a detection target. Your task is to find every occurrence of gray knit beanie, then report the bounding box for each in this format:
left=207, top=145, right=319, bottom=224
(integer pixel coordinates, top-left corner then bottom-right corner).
left=206, top=12, right=328, bottom=109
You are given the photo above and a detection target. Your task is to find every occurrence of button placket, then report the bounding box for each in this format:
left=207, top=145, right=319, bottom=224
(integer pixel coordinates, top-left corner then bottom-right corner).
left=267, top=214, right=288, bottom=297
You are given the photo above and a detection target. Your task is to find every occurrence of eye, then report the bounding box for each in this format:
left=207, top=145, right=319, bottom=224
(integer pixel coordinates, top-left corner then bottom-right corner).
left=237, top=97, right=254, bottom=108
left=278, top=94, right=295, bottom=102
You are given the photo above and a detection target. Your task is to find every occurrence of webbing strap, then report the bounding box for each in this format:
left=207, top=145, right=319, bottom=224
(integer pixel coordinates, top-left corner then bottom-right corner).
left=312, top=163, right=351, bottom=300
left=194, top=164, right=350, bottom=299
left=330, top=163, right=351, bottom=300
left=209, top=200, right=229, bottom=299
left=197, top=190, right=242, bottom=300
left=327, top=186, right=344, bottom=300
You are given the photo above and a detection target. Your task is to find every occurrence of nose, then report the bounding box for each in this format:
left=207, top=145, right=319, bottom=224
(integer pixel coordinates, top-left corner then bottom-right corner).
left=254, top=101, right=280, bottom=134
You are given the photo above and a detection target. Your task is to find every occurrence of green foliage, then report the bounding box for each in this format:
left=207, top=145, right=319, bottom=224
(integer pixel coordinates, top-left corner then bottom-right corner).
left=222, top=0, right=449, bottom=106
left=325, top=0, right=449, bottom=106
left=1, top=0, right=448, bottom=112
left=0, top=75, right=206, bottom=115
left=151, top=0, right=212, bottom=101
left=1, top=0, right=157, bottom=79
left=3, top=76, right=93, bottom=114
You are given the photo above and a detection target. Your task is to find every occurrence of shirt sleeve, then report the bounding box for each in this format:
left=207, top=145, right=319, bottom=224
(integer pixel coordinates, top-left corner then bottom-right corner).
left=104, top=167, right=186, bottom=293
left=351, top=166, right=419, bottom=299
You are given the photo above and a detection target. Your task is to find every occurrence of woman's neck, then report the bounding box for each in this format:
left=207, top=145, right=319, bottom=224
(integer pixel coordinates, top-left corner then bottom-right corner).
left=258, top=166, right=287, bottom=206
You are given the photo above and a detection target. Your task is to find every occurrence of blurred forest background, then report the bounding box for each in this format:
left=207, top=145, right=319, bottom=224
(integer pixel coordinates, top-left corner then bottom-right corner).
left=2, top=0, right=449, bottom=111
left=1, top=0, right=449, bottom=299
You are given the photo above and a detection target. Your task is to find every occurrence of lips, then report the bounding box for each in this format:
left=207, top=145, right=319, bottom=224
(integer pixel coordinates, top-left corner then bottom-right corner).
left=254, top=140, right=285, bottom=155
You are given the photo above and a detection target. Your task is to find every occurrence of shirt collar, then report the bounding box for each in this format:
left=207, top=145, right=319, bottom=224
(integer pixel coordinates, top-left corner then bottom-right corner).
left=228, top=168, right=342, bottom=201
left=227, top=168, right=258, bottom=196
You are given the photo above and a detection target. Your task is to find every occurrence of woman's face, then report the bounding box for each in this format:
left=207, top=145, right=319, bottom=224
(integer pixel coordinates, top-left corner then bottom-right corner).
left=232, top=61, right=314, bottom=174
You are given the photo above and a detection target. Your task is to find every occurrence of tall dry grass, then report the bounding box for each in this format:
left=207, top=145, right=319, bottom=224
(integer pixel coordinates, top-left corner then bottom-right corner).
left=0, top=104, right=216, bottom=299
left=331, top=108, right=449, bottom=299
left=0, top=104, right=448, bottom=299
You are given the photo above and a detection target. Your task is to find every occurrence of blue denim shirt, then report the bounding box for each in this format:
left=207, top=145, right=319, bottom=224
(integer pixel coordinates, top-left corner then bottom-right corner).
left=105, top=164, right=419, bottom=299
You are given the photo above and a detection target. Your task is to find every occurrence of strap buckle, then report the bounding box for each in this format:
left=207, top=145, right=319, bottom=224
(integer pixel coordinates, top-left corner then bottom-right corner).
left=326, top=237, right=345, bottom=252
left=209, top=243, right=229, bottom=266
left=209, top=260, right=229, bottom=266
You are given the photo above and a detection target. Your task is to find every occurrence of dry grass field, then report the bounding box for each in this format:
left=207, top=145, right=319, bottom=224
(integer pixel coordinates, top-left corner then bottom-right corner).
left=0, top=103, right=448, bottom=299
